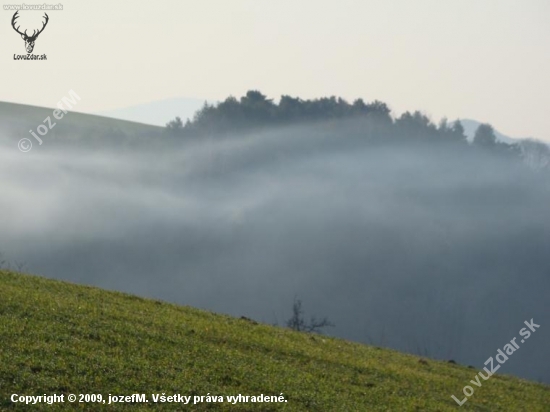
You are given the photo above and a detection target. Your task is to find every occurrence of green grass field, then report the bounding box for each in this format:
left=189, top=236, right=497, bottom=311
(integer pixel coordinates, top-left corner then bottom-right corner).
left=0, top=270, right=548, bottom=411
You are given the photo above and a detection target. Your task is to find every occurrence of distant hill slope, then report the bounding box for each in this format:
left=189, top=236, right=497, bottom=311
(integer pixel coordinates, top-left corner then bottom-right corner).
left=0, top=271, right=548, bottom=411
left=0, top=101, right=162, bottom=146
left=97, top=98, right=206, bottom=127
left=459, top=119, right=521, bottom=144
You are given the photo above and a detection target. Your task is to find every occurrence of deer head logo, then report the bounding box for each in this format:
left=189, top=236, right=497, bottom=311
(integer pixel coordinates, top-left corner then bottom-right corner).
left=11, top=11, right=49, bottom=54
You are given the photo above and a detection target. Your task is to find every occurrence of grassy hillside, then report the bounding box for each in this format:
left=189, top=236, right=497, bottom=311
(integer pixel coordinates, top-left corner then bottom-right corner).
left=0, top=101, right=162, bottom=145
left=0, top=271, right=548, bottom=411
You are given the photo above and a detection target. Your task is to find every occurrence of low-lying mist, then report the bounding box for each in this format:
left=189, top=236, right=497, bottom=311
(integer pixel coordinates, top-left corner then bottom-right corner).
left=1, top=121, right=549, bottom=383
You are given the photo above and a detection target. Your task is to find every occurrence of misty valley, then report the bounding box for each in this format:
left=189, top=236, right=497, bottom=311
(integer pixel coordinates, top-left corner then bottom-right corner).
left=1, top=94, right=549, bottom=387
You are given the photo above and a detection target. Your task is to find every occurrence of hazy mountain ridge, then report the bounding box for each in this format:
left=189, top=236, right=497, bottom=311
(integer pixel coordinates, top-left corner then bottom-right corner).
left=459, top=119, right=521, bottom=144
left=90, top=96, right=548, bottom=146
left=97, top=97, right=206, bottom=128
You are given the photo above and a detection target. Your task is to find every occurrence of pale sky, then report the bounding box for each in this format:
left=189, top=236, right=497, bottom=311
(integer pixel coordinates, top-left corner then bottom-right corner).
left=1, top=0, right=549, bottom=140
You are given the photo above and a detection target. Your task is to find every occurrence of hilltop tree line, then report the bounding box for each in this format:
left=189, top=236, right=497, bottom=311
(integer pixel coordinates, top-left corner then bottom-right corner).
left=166, top=90, right=548, bottom=164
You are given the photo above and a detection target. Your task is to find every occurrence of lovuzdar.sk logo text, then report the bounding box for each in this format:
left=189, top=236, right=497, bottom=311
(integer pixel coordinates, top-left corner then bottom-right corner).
left=11, top=11, right=49, bottom=60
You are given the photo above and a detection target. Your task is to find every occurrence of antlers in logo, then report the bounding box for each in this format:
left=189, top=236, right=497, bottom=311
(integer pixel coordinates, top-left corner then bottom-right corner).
left=11, top=11, right=49, bottom=54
